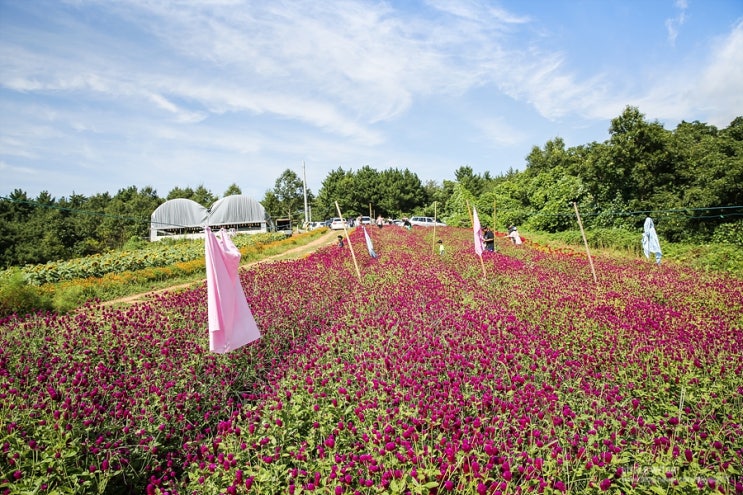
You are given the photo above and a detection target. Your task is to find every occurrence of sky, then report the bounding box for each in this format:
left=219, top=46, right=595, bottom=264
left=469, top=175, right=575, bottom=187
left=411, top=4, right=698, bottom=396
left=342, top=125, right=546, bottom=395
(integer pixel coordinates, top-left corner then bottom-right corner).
left=1, top=0, right=742, bottom=204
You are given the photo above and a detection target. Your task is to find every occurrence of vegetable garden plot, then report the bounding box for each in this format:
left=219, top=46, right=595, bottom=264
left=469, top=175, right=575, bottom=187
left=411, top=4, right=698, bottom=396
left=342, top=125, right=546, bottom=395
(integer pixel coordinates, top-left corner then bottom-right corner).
left=1, top=227, right=741, bottom=494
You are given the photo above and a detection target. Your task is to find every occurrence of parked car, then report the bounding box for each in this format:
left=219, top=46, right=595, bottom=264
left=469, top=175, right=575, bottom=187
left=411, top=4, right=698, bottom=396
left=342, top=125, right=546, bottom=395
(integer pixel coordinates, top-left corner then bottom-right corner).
left=360, top=216, right=372, bottom=225
left=330, top=217, right=348, bottom=230
left=307, top=221, right=325, bottom=230
left=409, top=216, right=446, bottom=227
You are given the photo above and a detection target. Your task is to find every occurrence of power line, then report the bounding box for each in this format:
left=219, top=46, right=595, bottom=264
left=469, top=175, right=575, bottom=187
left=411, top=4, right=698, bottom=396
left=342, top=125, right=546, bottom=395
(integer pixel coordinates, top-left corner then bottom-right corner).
left=500, top=205, right=743, bottom=220
left=4, top=195, right=742, bottom=225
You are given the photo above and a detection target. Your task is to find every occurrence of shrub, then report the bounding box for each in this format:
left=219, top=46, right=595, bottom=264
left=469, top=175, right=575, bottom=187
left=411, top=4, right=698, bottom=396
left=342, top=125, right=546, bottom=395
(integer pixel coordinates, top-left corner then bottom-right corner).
left=0, top=268, right=53, bottom=317
left=712, top=219, right=743, bottom=246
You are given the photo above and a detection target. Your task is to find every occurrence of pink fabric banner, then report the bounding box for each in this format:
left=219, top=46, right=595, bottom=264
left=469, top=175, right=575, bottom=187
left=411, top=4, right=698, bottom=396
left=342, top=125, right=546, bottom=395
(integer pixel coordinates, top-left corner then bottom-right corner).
left=205, top=227, right=261, bottom=353
left=472, top=207, right=483, bottom=256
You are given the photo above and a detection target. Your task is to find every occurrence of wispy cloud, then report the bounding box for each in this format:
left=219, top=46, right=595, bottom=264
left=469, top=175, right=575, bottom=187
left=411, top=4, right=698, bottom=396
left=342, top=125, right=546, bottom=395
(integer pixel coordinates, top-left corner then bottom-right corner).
left=696, top=19, right=743, bottom=126
left=665, top=0, right=688, bottom=46
left=1, top=0, right=740, bottom=199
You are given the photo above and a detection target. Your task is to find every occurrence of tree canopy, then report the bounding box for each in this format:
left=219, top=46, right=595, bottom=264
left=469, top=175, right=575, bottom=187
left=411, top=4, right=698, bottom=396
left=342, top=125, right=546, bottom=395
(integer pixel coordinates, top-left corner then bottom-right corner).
left=2, top=106, right=741, bottom=269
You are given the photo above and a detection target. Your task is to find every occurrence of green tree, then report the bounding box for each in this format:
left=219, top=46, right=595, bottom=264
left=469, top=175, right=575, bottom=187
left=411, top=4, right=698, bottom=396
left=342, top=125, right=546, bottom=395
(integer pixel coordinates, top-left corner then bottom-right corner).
left=0, top=190, right=33, bottom=268
left=376, top=168, right=427, bottom=218
left=101, top=186, right=161, bottom=249
left=351, top=166, right=381, bottom=217
left=269, top=169, right=313, bottom=222
left=166, top=186, right=195, bottom=201
left=260, top=190, right=282, bottom=219
left=192, top=185, right=217, bottom=207
left=223, top=183, right=242, bottom=197
left=453, top=166, right=486, bottom=197
left=314, top=167, right=354, bottom=220
left=607, top=106, right=674, bottom=209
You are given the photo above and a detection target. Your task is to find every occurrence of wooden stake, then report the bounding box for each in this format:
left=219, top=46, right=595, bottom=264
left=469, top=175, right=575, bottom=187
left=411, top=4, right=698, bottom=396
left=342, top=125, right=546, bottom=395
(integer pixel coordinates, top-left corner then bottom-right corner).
left=573, top=201, right=598, bottom=284
left=336, top=201, right=362, bottom=283
left=432, top=201, right=438, bottom=255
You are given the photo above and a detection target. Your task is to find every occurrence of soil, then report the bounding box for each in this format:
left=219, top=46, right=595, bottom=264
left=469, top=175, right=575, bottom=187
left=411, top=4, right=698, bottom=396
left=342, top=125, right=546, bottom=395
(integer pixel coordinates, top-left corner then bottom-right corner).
left=103, top=229, right=338, bottom=307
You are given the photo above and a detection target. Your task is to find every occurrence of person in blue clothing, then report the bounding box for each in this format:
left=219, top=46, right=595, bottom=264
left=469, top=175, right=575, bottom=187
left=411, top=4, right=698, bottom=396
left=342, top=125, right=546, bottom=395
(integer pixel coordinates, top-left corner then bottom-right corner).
left=337, top=235, right=344, bottom=248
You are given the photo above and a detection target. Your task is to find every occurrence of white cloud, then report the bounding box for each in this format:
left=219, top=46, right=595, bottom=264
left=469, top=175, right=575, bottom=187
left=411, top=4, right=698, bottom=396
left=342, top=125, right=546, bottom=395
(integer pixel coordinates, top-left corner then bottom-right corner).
left=696, top=19, right=743, bottom=126
left=0, top=160, right=37, bottom=175
left=665, top=0, right=688, bottom=46
left=474, top=117, right=527, bottom=147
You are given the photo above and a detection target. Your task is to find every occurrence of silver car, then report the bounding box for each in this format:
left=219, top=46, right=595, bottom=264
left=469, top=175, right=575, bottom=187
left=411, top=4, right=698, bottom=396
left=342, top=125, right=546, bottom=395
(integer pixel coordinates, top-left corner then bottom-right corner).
left=409, top=216, right=446, bottom=227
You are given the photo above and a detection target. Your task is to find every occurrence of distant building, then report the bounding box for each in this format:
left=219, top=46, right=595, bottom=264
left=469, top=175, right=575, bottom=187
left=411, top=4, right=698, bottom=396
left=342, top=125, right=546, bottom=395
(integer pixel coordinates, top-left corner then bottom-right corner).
left=149, top=195, right=273, bottom=241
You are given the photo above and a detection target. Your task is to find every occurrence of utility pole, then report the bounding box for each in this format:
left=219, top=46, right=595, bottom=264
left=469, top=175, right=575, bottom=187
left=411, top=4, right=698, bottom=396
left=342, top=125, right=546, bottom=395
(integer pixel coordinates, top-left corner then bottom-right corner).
left=302, top=160, right=309, bottom=224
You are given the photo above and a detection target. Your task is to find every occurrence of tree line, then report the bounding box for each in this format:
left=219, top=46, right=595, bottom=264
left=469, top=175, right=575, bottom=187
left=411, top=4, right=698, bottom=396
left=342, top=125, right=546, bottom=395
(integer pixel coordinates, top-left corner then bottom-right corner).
left=2, top=106, right=741, bottom=269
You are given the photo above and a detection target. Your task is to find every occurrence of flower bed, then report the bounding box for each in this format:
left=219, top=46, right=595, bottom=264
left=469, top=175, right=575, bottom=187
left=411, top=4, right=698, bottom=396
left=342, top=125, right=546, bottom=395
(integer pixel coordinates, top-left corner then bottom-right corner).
left=1, top=227, right=741, bottom=494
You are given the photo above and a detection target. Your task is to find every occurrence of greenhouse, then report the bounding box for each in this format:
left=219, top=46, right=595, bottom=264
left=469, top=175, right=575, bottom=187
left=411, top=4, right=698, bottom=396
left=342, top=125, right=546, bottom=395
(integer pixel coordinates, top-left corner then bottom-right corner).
left=149, top=195, right=271, bottom=241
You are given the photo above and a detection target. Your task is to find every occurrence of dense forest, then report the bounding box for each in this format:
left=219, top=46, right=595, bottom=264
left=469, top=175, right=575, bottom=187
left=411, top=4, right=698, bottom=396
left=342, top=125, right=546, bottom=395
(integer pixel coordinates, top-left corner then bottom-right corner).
left=2, top=106, right=741, bottom=269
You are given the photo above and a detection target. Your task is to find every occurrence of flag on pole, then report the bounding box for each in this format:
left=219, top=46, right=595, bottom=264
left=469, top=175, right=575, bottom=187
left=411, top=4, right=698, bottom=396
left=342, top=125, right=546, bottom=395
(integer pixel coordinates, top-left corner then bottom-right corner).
left=472, top=207, right=483, bottom=256
left=363, top=226, right=377, bottom=258
left=205, top=227, right=261, bottom=353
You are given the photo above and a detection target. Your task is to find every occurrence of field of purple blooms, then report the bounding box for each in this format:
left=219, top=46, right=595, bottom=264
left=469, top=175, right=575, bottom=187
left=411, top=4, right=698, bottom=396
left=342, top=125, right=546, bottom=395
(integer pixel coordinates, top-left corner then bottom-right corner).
left=1, top=226, right=742, bottom=494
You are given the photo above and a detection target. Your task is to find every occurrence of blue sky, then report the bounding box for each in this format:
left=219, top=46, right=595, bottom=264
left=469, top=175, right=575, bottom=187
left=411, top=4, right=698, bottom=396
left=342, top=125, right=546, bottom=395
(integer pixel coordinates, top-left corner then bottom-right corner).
left=1, top=0, right=741, bottom=203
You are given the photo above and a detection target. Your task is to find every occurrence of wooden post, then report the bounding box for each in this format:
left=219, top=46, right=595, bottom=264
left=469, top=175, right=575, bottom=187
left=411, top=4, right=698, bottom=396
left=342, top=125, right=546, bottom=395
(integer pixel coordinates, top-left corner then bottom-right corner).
left=336, top=201, right=362, bottom=283
left=573, top=201, right=598, bottom=285
left=432, top=201, right=438, bottom=255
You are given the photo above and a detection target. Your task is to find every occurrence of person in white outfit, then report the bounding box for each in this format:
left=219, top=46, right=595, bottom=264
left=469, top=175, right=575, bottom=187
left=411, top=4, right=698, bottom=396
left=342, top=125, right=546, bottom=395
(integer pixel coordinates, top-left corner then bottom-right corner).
left=642, top=216, right=662, bottom=265
left=508, top=227, right=522, bottom=245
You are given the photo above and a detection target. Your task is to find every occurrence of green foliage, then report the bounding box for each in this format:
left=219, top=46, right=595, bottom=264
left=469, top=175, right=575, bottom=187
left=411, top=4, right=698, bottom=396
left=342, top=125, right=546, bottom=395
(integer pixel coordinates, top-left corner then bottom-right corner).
left=223, top=182, right=242, bottom=196
left=664, top=242, right=743, bottom=275
left=533, top=228, right=743, bottom=276
left=52, top=284, right=93, bottom=314
left=0, top=268, right=52, bottom=316
left=548, top=227, right=642, bottom=254
left=522, top=171, right=585, bottom=233
left=12, top=232, right=285, bottom=286
left=442, top=183, right=477, bottom=227
left=2, top=106, right=741, bottom=270
left=265, top=168, right=312, bottom=221
left=313, top=166, right=428, bottom=220
left=711, top=219, right=743, bottom=246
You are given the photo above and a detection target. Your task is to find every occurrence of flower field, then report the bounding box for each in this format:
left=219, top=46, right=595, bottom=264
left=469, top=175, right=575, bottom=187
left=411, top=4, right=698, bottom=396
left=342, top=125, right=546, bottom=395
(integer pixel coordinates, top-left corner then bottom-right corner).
left=1, top=226, right=742, bottom=494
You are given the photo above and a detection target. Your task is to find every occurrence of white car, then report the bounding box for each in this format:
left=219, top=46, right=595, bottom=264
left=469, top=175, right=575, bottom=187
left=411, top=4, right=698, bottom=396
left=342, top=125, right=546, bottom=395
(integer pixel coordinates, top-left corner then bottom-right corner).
left=330, top=217, right=348, bottom=230
left=409, top=216, right=446, bottom=227
left=360, top=216, right=372, bottom=225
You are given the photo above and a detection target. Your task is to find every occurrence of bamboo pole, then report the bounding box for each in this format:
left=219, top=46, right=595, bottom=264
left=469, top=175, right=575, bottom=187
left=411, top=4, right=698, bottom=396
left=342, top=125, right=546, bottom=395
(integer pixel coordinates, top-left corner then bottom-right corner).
left=432, top=201, right=438, bottom=255
left=493, top=199, right=497, bottom=233
left=336, top=201, right=362, bottom=283
left=573, top=201, right=598, bottom=285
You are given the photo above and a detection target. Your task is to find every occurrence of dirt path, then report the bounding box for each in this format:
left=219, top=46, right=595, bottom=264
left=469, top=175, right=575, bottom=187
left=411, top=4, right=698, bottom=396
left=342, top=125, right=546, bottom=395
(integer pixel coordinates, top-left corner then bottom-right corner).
left=103, top=229, right=338, bottom=307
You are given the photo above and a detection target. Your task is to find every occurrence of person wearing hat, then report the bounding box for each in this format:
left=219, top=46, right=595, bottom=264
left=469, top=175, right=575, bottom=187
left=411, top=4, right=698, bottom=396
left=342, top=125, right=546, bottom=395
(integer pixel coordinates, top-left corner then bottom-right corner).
left=508, top=226, right=522, bottom=245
